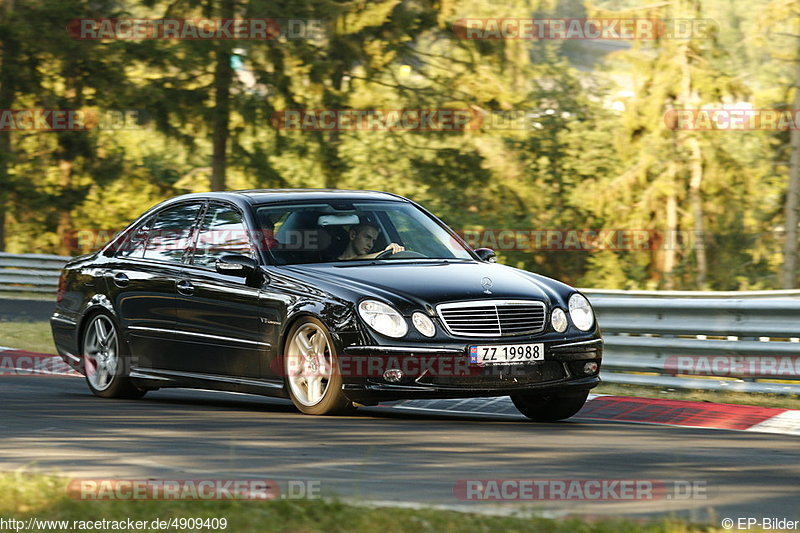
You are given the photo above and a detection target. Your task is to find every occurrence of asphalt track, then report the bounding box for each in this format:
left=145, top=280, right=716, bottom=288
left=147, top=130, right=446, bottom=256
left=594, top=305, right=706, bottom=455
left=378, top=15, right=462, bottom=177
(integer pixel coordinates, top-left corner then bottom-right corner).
left=0, top=298, right=54, bottom=321
left=1, top=376, right=799, bottom=523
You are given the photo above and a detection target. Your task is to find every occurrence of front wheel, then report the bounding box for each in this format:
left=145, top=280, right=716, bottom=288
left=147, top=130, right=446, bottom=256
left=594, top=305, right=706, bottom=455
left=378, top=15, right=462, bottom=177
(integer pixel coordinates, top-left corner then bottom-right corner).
left=283, top=317, right=355, bottom=415
left=510, top=391, right=589, bottom=422
left=82, top=312, right=146, bottom=399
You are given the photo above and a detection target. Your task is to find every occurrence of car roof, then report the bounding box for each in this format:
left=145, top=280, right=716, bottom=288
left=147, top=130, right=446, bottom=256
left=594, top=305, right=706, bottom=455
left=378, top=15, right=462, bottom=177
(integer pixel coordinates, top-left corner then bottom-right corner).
left=166, top=189, right=409, bottom=207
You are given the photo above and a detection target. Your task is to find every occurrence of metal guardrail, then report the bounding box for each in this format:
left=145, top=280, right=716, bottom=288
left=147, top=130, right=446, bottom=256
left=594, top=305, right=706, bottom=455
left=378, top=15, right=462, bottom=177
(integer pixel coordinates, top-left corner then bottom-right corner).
left=0, top=253, right=798, bottom=394
left=0, top=252, right=69, bottom=293
left=582, top=291, right=800, bottom=395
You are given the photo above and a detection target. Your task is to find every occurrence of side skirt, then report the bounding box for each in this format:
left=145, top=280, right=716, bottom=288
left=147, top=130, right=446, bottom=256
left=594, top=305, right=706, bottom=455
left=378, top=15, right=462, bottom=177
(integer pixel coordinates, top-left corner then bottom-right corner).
left=129, top=368, right=289, bottom=398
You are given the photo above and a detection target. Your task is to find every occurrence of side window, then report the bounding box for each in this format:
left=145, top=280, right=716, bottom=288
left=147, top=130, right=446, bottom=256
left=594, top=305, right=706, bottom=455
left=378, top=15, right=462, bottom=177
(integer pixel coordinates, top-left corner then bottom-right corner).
left=142, top=203, right=203, bottom=263
left=117, top=216, right=152, bottom=259
left=191, top=204, right=254, bottom=268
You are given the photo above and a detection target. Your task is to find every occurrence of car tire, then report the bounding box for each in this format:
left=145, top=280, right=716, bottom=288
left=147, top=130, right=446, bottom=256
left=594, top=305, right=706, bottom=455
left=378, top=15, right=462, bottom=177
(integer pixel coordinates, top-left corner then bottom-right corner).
left=510, top=390, right=589, bottom=422
left=283, top=317, right=356, bottom=416
left=81, top=311, right=146, bottom=400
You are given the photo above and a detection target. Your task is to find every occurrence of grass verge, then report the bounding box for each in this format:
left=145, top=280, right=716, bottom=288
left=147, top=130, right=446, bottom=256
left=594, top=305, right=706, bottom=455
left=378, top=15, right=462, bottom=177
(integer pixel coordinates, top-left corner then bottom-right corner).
left=595, top=382, right=800, bottom=410
left=0, top=473, right=732, bottom=533
left=0, top=291, right=56, bottom=301
left=0, top=321, right=56, bottom=353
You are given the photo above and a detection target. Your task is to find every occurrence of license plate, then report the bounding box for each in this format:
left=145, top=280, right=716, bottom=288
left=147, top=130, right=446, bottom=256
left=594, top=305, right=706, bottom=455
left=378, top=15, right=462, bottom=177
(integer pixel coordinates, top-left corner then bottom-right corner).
left=469, top=343, right=544, bottom=365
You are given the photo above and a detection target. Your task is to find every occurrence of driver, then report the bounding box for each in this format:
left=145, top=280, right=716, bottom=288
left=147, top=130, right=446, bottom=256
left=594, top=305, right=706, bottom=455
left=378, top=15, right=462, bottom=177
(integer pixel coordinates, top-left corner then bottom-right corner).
left=338, top=222, right=404, bottom=260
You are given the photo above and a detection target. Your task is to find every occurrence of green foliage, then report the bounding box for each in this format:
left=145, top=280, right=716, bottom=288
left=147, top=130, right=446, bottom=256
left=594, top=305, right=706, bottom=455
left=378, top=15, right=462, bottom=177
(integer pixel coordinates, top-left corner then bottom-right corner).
left=0, top=0, right=796, bottom=289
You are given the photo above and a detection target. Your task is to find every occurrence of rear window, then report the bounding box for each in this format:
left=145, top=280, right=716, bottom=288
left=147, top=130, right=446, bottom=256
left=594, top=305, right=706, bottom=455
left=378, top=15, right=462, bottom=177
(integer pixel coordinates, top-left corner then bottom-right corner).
left=141, top=203, right=203, bottom=263
left=190, top=204, right=254, bottom=268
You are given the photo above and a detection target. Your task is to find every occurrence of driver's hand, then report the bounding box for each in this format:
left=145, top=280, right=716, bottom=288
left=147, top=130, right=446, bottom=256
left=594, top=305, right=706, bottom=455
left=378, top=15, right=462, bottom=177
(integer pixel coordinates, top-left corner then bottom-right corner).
left=384, top=243, right=405, bottom=254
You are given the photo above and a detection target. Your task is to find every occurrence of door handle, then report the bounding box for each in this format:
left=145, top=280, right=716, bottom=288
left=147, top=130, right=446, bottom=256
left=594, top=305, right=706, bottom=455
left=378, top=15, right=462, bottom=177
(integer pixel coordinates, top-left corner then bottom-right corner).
left=112, top=272, right=130, bottom=288
left=176, top=279, right=194, bottom=296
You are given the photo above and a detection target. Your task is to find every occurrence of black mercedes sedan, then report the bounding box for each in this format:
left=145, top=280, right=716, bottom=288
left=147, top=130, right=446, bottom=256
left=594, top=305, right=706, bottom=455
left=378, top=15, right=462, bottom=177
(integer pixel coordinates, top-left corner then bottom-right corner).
left=50, top=190, right=602, bottom=420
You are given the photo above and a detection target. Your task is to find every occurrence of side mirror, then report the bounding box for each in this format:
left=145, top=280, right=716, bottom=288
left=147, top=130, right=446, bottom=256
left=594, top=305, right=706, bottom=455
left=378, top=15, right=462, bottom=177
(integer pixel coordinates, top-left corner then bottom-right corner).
left=475, top=248, right=497, bottom=263
left=215, top=254, right=258, bottom=277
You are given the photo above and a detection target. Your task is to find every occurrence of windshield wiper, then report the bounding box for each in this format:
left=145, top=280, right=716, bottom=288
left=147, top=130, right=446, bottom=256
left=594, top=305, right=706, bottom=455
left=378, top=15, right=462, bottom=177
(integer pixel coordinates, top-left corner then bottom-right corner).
left=330, top=258, right=474, bottom=267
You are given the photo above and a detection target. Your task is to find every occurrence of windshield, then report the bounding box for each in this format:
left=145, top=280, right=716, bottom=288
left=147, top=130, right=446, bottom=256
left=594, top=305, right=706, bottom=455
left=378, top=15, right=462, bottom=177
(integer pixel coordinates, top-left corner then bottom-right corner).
left=254, top=201, right=474, bottom=265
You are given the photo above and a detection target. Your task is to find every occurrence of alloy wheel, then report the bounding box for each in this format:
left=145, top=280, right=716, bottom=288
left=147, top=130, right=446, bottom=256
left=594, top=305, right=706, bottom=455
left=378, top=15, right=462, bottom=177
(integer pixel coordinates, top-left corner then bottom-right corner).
left=83, top=314, right=119, bottom=392
left=286, top=323, right=334, bottom=406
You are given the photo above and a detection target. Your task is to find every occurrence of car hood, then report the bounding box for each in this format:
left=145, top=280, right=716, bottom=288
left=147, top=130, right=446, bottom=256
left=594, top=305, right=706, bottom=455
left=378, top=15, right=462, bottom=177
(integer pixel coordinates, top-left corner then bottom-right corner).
left=282, top=261, right=570, bottom=313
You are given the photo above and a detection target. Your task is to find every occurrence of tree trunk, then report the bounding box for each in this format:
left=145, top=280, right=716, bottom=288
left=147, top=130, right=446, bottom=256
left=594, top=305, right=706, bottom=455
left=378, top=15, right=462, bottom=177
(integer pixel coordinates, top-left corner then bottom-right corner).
left=688, top=136, right=706, bottom=288
left=663, top=164, right=678, bottom=290
left=782, top=58, right=800, bottom=289
left=0, top=0, right=16, bottom=252
left=676, top=3, right=707, bottom=289
left=56, top=159, right=74, bottom=256
left=210, top=0, right=235, bottom=192
left=0, top=131, right=9, bottom=253
left=323, top=130, right=341, bottom=189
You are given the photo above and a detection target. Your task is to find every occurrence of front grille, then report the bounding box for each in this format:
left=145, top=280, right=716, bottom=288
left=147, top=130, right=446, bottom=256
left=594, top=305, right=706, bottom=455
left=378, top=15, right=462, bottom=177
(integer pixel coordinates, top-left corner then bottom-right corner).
left=419, top=361, right=565, bottom=388
left=437, top=300, right=547, bottom=337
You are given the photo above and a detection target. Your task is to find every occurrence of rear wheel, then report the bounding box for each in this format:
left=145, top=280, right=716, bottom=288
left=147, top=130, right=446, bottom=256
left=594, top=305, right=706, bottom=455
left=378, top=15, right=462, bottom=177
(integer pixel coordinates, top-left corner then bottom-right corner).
left=510, top=391, right=589, bottom=422
left=82, top=312, right=146, bottom=399
left=284, top=317, right=355, bottom=415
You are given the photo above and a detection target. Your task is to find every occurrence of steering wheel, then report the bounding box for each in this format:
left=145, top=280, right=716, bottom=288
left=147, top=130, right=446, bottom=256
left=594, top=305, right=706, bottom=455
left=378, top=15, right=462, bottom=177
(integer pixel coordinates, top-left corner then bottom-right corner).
left=374, top=248, right=395, bottom=259
left=374, top=250, right=427, bottom=259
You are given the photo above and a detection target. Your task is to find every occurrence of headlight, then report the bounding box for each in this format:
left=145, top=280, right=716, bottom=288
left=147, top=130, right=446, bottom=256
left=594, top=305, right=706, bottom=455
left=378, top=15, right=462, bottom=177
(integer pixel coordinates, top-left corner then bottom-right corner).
left=358, top=300, right=408, bottom=338
left=551, top=307, right=568, bottom=333
left=411, top=312, right=436, bottom=337
left=568, top=293, right=594, bottom=331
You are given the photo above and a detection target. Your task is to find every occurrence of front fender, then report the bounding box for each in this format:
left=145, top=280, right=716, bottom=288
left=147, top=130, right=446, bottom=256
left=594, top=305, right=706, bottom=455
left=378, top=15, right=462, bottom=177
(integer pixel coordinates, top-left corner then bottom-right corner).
left=280, top=300, right=363, bottom=356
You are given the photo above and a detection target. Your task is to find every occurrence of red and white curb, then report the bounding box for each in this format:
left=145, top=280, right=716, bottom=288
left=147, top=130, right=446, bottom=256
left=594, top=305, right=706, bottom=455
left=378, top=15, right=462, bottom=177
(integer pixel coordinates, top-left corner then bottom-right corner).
left=383, top=394, right=800, bottom=437
left=576, top=395, right=800, bottom=436
left=744, top=409, right=800, bottom=436
left=0, top=347, right=80, bottom=377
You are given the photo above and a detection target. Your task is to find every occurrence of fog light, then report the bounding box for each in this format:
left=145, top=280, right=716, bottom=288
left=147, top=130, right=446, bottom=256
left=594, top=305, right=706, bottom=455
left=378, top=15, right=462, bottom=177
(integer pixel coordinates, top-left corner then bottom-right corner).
left=384, top=368, right=404, bottom=382
left=551, top=308, right=568, bottom=333
left=412, top=311, right=436, bottom=337
left=583, top=362, right=598, bottom=374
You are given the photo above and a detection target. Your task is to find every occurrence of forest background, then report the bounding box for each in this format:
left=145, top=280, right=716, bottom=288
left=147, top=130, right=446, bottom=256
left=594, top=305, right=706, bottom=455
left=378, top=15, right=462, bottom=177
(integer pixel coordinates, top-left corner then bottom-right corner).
left=1, top=0, right=799, bottom=291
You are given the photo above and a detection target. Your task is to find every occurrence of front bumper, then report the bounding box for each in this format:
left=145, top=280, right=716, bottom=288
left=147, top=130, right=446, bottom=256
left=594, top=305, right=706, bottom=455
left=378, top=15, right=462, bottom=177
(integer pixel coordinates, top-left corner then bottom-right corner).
left=340, top=337, right=602, bottom=402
